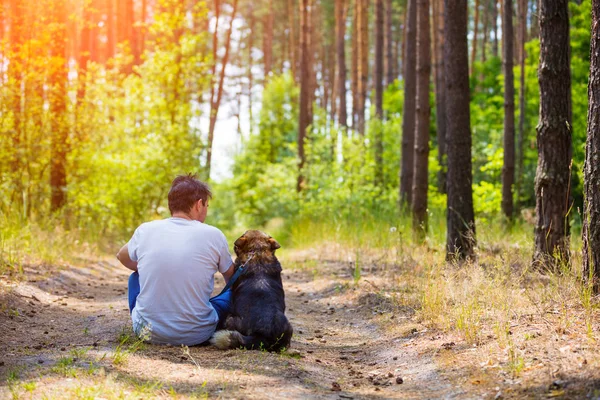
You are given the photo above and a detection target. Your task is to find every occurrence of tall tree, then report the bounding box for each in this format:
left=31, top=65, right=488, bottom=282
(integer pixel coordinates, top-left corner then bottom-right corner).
left=470, top=0, right=480, bottom=76
left=583, top=0, right=600, bottom=293
left=533, top=0, right=572, bottom=266
left=298, top=0, right=313, bottom=191
left=433, top=0, right=446, bottom=193
left=384, top=0, right=394, bottom=86
left=516, top=0, right=527, bottom=208
left=356, top=0, right=369, bottom=135
left=263, top=0, right=273, bottom=80
left=411, top=0, right=431, bottom=236
left=206, top=0, right=239, bottom=179
left=400, top=0, right=417, bottom=207
left=351, top=1, right=358, bottom=129
left=445, top=0, right=476, bottom=260
left=8, top=0, right=24, bottom=206
left=106, top=0, right=115, bottom=60
left=374, top=0, right=384, bottom=186
left=491, top=0, right=498, bottom=58
left=335, top=0, right=347, bottom=128
left=50, top=0, right=69, bottom=211
left=502, top=0, right=515, bottom=219
left=288, top=0, right=297, bottom=80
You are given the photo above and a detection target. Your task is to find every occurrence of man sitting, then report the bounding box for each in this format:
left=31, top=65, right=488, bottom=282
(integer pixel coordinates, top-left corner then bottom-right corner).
left=116, top=174, right=234, bottom=345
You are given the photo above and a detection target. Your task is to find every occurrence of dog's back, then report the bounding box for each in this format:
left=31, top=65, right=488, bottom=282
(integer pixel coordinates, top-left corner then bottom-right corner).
left=213, top=260, right=292, bottom=351
left=211, top=231, right=292, bottom=351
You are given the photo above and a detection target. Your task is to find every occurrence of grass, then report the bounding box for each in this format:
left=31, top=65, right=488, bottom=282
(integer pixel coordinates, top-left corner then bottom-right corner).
left=281, top=208, right=600, bottom=390
left=0, top=213, right=101, bottom=277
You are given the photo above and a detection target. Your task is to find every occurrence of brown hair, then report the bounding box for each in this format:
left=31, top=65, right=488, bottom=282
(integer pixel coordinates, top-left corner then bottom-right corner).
left=167, top=173, right=212, bottom=215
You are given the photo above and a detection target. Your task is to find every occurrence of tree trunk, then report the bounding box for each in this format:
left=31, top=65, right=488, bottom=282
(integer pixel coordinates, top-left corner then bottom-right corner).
left=583, top=0, right=600, bottom=293
left=491, top=0, right=498, bottom=58
left=412, top=0, right=431, bottom=237
left=8, top=0, right=24, bottom=206
left=533, top=0, right=572, bottom=267
left=400, top=0, right=417, bottom=207
left=481, top=0, right=488, bottom=64
left=50, top=0, right=69, bottom=212
left=356, top=0, right=368, bottom=136
left=335, top=0, right=347, bottom=128
left=433, top=0, right=446, bottom=193
left=516, top=0, right=527, bottom=209
left=206, top=0, right=239, bottom=179
left=374, top=0, right=384, bottom=186
left=248, top=9, right=255, bottom=135
left=288, top=0, right=297, bottom=80
left=470, top=0, right=480, bottom=76
left=263, top=0, right=273, bottom=81
left=384, top=0, right=394, bottom=86
left=445, top=0, right=476, bottom=260
left=298, top=0, right=313, bottom=191
left=502, top=0, right=515, bottom=219
left=106, top=0, right=115, bottom=60
left=351, top=1, right=358, bottom=130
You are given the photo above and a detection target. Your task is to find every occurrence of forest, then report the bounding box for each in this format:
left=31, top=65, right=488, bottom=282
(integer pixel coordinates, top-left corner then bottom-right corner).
left=1, top=0, right=600, bottom=398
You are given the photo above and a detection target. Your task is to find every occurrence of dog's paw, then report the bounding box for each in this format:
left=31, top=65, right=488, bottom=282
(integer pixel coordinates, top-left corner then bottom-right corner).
left=210, top=330, right=233, bottom=349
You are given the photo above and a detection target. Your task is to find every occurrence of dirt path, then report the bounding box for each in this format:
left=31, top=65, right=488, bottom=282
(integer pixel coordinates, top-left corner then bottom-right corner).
left=0, top=257, right=466, bottom=399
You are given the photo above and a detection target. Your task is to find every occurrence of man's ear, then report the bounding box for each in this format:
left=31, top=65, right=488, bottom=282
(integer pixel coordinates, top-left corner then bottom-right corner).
left=269, top=237, right=281, bottom=251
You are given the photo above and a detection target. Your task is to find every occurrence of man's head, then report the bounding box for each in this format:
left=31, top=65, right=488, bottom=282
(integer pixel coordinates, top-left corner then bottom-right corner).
left=168, top=174, right=212, bottom=222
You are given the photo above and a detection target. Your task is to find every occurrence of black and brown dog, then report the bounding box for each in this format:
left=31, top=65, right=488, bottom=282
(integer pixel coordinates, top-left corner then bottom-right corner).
left=210, top=230, right=293, bottom=351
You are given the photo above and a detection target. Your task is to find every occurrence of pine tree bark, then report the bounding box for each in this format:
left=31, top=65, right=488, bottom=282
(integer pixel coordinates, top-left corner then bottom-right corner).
left=106, top=0, right=115, bottom=60
left=502, top=0, right=515, bottom=219
left=263, top=0, right=273, bottom=80
left=356, top=0, right=368, bottom=136
left=516, top=0, right=527, bottom=209
left=335, top=0, right=347, bottom=128
left=288, top=0, right=297, bottom=81
left=248, top=9, right=255, bottom=135
left=8, top=0, right=24, bottom=205
left=481, top=0, right=488, bottom=64
left=298, top=0, right=313, bottom=191
left=384, top=0, right=394, bottom=86
left=206, top=0, right=238, bottom=179
left=470, top=0, right=480, bottom=76
left=533, top=0, right=572, bottom=266
left=374, top=0, right=384, bottom=186
left=583, top=0, right=600, bottom=293
left=400, top=0, right=417, bottom=207
left=412, top=0, right=431, bottom=237
left=433, top=0, right=446, bottom=193
left=445, top=0, right=476, bottom=260
left=491, top=0, right=498, bottom=58
left=50, top=0, right=69, bottom=212
left=351, top=2, right=358, bottom=130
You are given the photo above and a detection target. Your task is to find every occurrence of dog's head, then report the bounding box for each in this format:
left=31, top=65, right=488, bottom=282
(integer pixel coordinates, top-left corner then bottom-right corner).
left=234, top=230, right=281, bottom=260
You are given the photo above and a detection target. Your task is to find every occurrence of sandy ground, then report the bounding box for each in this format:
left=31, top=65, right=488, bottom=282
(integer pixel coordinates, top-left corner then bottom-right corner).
left=0, top=254, right=599, bottom=399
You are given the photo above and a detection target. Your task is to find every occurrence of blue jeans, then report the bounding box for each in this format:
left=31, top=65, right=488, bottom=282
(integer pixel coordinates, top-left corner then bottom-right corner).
left=128, top=272, right=232, bottom=323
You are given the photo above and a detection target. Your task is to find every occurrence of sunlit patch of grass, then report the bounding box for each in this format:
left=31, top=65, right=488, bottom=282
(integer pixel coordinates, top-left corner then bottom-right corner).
left=51, top=356, right=78, bottom=377
left=0, top=213, right=100, bottom=278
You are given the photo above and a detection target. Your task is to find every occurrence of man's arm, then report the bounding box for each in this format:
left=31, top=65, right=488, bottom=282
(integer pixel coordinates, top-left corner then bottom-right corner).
left=221, top=263, right=234, bottom=283
left=117, top=243, right=138, bottom=272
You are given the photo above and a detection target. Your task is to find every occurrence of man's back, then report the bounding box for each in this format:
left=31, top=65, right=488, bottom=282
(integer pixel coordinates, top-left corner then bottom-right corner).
left=128, top=217, right=232, bottom=345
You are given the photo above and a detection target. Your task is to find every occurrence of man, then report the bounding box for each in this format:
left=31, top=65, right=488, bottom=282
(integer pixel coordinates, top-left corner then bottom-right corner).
left=116, top=174, right=234, bottom=345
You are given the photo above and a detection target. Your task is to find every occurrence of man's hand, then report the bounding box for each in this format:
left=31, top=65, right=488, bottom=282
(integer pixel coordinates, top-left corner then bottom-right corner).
left=117, top=244, right=138, bottom=272
left=222, top=263, right=235, bottom=283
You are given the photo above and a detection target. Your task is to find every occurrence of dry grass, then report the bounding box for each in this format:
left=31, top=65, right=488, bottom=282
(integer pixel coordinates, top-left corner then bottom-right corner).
left=283, top=215, right=600, bottom=396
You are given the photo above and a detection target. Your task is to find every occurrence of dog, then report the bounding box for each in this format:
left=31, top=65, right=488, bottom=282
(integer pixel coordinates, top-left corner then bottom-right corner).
left=210, top=230, right=293, bottom=351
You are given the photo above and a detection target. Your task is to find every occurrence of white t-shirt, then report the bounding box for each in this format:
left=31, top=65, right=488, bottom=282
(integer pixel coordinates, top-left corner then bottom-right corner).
left=127, top=217, right=232, bottom=345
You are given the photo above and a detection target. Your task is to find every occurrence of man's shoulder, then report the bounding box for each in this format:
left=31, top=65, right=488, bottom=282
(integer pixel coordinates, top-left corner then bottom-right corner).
left=197, top=223, right=226, bottom=238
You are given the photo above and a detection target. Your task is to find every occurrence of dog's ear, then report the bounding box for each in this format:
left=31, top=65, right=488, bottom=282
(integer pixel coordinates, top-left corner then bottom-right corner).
left=268, top=237, right=281, bottom=251
left=234, top=233, right=248, bottom=252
